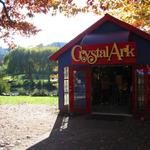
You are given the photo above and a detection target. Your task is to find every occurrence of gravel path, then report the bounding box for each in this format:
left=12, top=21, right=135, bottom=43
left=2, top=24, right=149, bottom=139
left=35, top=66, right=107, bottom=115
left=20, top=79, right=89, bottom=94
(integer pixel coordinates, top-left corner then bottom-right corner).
left=0, top=104, right=58, bottom=150
left=1, top=105, right=150, bottom=150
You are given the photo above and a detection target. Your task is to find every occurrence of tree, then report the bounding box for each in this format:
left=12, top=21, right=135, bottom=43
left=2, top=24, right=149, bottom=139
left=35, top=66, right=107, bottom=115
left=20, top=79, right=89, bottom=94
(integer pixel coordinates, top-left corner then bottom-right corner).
left=3, top=46, right=58, bottom=77
left=86, top=0, right=150, bottom=33
left=0, top=0, right=149, bottom=47
left=0, top=0, right=78, bottom=47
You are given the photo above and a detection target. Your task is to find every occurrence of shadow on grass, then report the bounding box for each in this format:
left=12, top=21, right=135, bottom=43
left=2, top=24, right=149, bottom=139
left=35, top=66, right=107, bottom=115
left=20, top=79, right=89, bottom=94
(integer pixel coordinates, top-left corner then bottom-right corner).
left=27, top=113, right=150, bottom=150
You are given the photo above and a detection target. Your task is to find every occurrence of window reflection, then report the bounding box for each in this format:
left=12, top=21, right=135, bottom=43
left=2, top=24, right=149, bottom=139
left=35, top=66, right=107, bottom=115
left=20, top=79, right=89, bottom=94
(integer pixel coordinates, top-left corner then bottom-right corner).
left=64, top=67, right=69, bottom=105
left=136, top=69, right=144, bottom=111
left=74, top=71, right=86, bottom=108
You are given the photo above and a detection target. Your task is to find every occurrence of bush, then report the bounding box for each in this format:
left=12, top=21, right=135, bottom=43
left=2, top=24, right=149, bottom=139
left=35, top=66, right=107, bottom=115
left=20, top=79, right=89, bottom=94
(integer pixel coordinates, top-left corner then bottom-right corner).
left=23, top=80, right=35, bottom=89
left=0, top=79, right=10, bottom=95
left=49, top=90, right=58, bottom=96
left=36, top=80, right=42, bottom=89
left=31, top=88, right=49, bottom=96
left=17, top=88, right=28, bottom=95
left=35, top=80, right=57, bottom=91
left=10, top=79, right=24, bottom=89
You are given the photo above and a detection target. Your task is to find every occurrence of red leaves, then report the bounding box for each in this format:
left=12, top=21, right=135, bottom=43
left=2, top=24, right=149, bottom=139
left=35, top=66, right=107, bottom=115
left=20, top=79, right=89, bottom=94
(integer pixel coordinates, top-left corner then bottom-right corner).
left=27, top=13, right=34, bottom=18
left=0, top=0, right=50, bottom=47
left=0, top=0, right=149, bottom=47
left=87, top=0, right=94, bottom=6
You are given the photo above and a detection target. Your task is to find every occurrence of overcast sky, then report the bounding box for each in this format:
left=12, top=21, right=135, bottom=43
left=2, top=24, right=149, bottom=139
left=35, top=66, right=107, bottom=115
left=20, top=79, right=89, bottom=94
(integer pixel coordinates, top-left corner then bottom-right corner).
left=0, top=12, right=100, bottom=48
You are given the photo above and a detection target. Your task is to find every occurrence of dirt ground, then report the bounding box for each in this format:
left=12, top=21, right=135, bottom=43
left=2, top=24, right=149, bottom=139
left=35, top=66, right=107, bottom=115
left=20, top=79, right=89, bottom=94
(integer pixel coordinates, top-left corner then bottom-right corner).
left=1, top=105, right=150, bottom=150
left=0, top=104, right=58, bottom=150
left=28, top=114, right=150, bottom=150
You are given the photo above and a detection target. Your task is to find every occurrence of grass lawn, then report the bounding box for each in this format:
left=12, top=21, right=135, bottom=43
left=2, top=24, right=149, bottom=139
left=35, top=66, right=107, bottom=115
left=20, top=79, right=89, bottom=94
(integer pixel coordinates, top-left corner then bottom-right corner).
left=0, top=96, right=58, bottom=105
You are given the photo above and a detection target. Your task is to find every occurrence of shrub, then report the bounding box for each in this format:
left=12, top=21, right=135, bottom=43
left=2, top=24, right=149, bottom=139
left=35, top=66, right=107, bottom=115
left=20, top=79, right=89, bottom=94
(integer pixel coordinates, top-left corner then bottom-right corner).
left=23, top=80, right=35, bottom=89
left=17, top=88, right=28, bottom=95
left=49, top=90, right=58, bottom=96
left=0, top=79, right=10, bottom=95
left=31, top=88, right=49, bottom=96
left=36, top=80, right=42, bottom=89
left=10, top=79, right=24, bottom=89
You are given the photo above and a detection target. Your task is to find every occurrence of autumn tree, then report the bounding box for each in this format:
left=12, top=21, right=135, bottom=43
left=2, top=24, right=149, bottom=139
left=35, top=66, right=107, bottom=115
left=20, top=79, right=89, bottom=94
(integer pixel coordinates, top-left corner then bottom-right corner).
left=86, top=0, right=150, bottom=33
left=0, top=0, right=79, bottom=47
left=0, top=0, right=149, bottom=47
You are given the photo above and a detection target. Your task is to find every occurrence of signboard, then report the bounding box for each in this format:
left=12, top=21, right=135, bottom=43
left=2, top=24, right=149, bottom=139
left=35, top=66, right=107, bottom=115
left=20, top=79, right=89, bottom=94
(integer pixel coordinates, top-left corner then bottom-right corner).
left=71, top=42, right=136, bottom=64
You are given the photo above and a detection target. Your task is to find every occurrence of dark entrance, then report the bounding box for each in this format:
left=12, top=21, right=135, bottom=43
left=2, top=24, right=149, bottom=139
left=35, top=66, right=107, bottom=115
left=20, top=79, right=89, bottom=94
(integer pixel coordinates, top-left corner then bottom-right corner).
left=92, top=65, right=132, bottom=115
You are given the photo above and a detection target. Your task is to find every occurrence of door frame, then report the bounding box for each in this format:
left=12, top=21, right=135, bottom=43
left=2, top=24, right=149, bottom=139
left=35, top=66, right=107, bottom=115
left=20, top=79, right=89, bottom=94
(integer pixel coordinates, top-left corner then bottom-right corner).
left=91, top=65, right=135, bottom=115
left=68, top=65, right=142, bottom=116
left=69, top=67, right=91, bottom=113
left=134, top=65, right=149, bottom=118
left=132, top=65, right=136, bottom=115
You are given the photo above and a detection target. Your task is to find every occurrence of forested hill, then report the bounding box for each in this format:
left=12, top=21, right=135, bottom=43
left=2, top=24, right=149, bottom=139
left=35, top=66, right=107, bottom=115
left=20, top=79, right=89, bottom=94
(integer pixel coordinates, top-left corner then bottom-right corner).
left=0, top=42, right=66, bottom=80
left=49, top=42, right=66, bottom=48
left=2, top=45, right=58, bottom=80
left=0, top=42, right=66, bottom=62
left=0, top=47, right=9, bottom=61
left=0, top=43, right=64, bottom=95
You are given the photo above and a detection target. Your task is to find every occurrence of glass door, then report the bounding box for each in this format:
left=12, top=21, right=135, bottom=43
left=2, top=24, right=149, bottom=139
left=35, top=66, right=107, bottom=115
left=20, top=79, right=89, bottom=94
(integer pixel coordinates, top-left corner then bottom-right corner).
left=136, top=66, right=149, bottom=117
left=69, top=67, right=91, bottom=113
left=136, top=68, right=144, bottom=111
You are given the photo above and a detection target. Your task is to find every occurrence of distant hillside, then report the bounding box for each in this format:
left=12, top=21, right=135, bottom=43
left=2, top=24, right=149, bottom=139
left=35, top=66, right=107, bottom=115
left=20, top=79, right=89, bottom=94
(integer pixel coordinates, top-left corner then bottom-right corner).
left=0, top=47, right=9, bottom=61
left=0, top=42, right=66, bottom=61
left=49, top=42, right=66, bottom=48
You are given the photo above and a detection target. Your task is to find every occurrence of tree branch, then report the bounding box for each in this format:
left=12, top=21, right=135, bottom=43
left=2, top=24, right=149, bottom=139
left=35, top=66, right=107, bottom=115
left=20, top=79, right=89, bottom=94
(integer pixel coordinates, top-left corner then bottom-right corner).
left=0, top=0, right=14, bottom=22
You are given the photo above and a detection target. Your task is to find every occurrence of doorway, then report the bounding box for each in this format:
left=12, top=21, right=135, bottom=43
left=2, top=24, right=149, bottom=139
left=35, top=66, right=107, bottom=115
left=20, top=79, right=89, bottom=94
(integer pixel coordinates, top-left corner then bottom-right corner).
left=69, top=67, right=91, bottom=113
left=91, top=65, right=132, bottom=115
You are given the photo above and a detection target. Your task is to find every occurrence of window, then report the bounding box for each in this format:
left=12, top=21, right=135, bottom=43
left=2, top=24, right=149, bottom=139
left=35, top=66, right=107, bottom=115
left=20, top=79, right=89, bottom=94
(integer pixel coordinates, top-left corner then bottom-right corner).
left=64, top=67, right=69, bottom=105
left=136, top=69, right=144, bottom=111
left=73, top=70, right=86, bottom=108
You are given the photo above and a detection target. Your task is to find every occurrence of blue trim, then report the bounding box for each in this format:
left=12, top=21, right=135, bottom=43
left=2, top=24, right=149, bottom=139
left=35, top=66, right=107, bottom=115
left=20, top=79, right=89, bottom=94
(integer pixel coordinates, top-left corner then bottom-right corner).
left=131, top=34, right=150, bottom=64
left=81, top=31, right=129, bottom=45
left=58, top=50, right=72, bottom=67
left=91, top=21, right=127, bottom=34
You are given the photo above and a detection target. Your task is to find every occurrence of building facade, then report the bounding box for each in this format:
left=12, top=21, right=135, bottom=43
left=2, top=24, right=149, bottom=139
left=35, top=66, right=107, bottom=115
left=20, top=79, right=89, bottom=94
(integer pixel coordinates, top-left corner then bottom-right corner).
left=50, top=14, right=150, bottom=119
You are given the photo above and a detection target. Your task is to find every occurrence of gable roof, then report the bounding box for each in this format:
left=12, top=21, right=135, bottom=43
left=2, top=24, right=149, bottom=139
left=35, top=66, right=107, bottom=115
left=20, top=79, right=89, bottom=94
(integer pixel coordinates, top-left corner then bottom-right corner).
left=49, top=13, right=150, bottom=61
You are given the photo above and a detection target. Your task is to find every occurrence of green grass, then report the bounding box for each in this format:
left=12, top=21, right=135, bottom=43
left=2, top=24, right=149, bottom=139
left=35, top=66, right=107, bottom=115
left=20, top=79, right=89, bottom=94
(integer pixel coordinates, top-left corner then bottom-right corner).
left=0, top=96, right=58, bottom=105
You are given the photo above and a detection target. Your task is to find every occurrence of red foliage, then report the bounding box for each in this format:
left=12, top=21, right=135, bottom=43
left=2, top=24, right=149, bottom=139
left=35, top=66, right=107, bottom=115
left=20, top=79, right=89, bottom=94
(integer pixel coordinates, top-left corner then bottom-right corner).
left=0, top=0, right=149, bottom=48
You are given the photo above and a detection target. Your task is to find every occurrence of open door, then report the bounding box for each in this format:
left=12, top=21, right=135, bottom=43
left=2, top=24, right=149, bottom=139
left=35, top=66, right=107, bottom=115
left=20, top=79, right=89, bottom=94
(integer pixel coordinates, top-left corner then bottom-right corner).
left=69, top=67, right=91, bottom=113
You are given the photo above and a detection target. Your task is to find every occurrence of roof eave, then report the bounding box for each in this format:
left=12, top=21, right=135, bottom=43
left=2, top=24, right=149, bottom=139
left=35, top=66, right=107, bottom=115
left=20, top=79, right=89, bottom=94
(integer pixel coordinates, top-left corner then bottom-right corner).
left=49, top=13, right=150, bottom=61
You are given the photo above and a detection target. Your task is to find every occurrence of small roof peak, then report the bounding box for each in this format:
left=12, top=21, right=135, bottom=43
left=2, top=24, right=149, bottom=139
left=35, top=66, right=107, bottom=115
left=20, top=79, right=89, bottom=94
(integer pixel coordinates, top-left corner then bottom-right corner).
left=49, top=14, right=150, bottom=61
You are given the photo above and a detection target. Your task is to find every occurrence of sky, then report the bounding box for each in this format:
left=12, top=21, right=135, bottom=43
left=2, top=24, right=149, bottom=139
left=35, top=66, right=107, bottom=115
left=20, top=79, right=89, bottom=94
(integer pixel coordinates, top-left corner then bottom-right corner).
left=0, top=12, right=100, bottom=48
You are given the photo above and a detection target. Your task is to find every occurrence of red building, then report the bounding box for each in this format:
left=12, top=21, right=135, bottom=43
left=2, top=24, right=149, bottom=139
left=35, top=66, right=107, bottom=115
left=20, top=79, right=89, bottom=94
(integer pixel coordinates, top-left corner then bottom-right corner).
left=49, top=14, right=150, bottom=119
